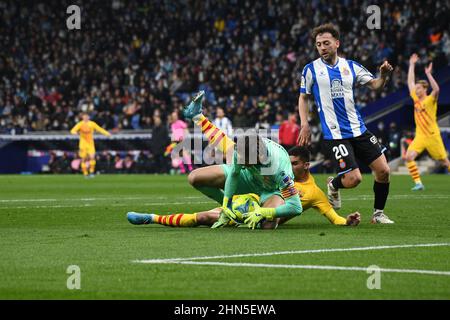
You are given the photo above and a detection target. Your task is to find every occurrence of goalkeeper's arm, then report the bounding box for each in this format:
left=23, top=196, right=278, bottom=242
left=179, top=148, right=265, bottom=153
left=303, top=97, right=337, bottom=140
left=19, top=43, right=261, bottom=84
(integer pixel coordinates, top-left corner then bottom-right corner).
left=222, top=151, right=243, bottom=209
left=244, top=192, right=302, bottom=229
left=275, top=193, right=302, bottom=218
left=247, top=174, right=303, bottom=222
left=255, top=193, right=303, bottom=221
left=222, top=164, right=241, bottom=209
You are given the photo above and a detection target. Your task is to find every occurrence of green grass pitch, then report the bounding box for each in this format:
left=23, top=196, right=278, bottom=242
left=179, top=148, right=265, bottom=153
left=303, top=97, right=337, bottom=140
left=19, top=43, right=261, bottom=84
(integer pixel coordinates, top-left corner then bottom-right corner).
left=0, top=174, right=449, bottom=299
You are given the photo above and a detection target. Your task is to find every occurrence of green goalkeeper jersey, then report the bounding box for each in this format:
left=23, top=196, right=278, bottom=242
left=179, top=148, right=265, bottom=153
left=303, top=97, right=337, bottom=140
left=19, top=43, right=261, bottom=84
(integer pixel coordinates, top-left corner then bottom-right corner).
left=223, top=138, right=303, bottom=218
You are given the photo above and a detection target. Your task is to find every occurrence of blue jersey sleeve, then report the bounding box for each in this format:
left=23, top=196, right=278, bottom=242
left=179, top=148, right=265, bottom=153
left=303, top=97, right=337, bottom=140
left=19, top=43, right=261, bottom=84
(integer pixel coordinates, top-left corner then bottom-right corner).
left=300, top=64, right=313, bottom=94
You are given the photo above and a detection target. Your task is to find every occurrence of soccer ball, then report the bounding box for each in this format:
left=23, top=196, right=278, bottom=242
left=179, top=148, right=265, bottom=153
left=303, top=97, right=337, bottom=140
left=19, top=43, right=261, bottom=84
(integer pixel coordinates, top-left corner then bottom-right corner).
left=231, top=193, right=260, bottom=223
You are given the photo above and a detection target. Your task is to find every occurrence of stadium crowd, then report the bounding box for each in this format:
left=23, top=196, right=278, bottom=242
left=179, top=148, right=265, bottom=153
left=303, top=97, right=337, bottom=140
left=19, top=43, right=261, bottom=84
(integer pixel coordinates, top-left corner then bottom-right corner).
left=1, top=0, right=449, bottom=137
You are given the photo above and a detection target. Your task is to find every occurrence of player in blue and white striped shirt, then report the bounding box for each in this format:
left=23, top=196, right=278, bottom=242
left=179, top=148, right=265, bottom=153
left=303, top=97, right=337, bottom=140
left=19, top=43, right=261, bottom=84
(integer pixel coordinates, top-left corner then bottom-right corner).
left=297, top=23, right=394, bottom=224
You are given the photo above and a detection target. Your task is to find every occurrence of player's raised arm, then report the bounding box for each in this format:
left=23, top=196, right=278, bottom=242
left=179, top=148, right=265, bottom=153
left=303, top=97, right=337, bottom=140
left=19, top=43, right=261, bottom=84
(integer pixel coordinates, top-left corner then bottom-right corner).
left=425, top=62, right=440, bottom=99
left=366, top=61, right=393, bottom=91
left=297, top=93, right=311, bottom=146
left=70, top=122, right=81, bottom=135
left=408, top=54, right=418, bottom=93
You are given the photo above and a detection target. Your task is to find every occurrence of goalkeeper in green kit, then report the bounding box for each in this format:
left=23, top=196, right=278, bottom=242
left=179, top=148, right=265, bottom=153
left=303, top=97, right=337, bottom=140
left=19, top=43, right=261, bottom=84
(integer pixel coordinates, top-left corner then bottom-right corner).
left=182, top=91, right=303, bottom=229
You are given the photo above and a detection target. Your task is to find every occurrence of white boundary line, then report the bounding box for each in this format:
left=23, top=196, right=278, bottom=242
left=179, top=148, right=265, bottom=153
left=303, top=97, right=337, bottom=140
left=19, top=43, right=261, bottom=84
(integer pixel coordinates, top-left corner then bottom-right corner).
left=1, top=194, right=448, bottom=209
left=0, top=196, right=205, bottom=203
left=134, top=243, right=450, bottom=263
left=134, top=243, right=450, bottom=276
left=0, top=201, right=215, bottom=210
left=142, top=261, right=450, bottom=276
left=0, top=194, right=448, bottom=203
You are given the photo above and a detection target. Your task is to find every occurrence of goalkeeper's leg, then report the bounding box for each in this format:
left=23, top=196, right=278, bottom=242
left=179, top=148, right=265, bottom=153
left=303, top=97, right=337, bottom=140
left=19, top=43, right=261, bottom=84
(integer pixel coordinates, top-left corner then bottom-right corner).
left=188, top=165, right=226, bottom=204
left=183, top=91, right=235, bottom=163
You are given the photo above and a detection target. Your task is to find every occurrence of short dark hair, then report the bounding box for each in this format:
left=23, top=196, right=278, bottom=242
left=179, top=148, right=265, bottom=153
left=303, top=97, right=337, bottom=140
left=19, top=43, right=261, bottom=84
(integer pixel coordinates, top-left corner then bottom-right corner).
left=288, top=146, right=311, bottom=162
left=311, top=23, right=340, bottom=41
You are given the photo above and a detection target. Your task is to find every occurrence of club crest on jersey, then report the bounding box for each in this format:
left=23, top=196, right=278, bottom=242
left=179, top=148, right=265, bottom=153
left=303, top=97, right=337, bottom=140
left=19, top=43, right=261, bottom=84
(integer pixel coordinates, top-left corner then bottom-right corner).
left=339, top=159, right=346, bottom=169
left=331, top=79, right=345, bottom=99
left=341, top=67, right=350, bottom=76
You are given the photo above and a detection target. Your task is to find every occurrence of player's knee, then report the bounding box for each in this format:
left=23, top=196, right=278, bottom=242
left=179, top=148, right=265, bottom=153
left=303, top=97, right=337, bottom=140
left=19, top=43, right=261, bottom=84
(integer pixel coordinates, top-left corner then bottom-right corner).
left=376, top=165, right=390, bottom=182
left=187, top=170, right=199, bottom=187
left=346, top=173, right=362, bottom=187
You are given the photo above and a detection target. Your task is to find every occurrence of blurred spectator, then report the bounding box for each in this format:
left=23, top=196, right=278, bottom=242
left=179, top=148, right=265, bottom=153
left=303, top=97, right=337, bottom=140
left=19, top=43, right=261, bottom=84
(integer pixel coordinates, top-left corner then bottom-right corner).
left=0, top=0, right=447, bottom=136
left=213, top=107, right=233, bottom=136
left=48, top=152, right=72, bottom=173
left=232, top=106, right=249, bottom=128
left=151, top=115, right=171, bottom=173
left=387, top=122, right=401, bottom=159
left=375, top=121, right=389, bottom=146
left=123, top=154, right=136, bottom=173
left=169, top=111, right=192, bottom=174
left=279, top=112, right=300, bottom=151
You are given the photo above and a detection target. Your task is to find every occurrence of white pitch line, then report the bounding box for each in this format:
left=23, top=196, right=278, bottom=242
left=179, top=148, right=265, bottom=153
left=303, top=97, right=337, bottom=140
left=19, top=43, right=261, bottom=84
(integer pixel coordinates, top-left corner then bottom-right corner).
left=1, top=194, right=447, bottom=204
left=0, top=201, right=215, bottom=210
left=0, top=196, right=205, bottom=203
left=142, top=260, right=450, bottom=276
left=134, top=243, right=450, bottom=263
left=0, top=194, right=448, bottom=204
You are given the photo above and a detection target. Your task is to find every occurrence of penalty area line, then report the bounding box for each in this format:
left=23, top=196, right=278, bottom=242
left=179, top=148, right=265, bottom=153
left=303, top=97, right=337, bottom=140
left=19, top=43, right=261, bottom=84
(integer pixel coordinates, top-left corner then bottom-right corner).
left=135, top=260, right=450, bottom=276
left=0, top=200, right=215, bottom=210
left=134, top=243, right=450, bottom=263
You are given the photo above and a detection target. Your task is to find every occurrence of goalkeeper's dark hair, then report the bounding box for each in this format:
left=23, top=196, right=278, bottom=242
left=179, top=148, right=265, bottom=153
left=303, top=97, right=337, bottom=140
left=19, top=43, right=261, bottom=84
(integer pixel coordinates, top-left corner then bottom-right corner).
left=288, top=146, right=311, bottom=162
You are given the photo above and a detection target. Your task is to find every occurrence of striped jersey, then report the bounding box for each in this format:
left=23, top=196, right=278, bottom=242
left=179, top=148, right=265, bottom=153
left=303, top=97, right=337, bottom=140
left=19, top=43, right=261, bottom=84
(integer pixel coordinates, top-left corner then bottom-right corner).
left=300, top=57, right=374, bottom=140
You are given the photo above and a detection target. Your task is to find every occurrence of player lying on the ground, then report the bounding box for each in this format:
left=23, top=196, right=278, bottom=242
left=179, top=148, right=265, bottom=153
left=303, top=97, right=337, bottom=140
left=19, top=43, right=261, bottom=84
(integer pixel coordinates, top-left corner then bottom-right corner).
left=70, top=112, right=111, bottom=177
left=126, top=146, right=361, bottom=228
left=185, top=91, right=303, bottom=229
left=130, top=91, right=302, bottom=229
left=405, top=54, right=450, bottom=191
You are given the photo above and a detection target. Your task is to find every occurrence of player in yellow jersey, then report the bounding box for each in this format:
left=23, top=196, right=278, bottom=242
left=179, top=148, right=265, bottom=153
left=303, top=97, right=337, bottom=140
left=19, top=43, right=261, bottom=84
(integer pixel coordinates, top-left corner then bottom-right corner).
left=70, top=113, right=111, bottom=177
left=405, top=54, right=450, bottom=191
left=126, top=146, right=361, bottom=228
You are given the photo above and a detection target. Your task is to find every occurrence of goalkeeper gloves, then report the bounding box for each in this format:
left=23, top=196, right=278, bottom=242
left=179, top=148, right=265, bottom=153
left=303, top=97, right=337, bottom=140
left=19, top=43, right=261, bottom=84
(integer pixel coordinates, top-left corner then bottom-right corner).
left=211, top=210, right=231, bottom=229
left=220, top=196, right=241, bottom=222
left=244, top=204, right=276, bottom=230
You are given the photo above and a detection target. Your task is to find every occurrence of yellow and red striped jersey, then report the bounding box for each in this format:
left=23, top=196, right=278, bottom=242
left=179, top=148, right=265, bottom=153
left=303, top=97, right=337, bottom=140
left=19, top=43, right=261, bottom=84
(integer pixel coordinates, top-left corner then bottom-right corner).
left=410, top=90, right=440, bottom=137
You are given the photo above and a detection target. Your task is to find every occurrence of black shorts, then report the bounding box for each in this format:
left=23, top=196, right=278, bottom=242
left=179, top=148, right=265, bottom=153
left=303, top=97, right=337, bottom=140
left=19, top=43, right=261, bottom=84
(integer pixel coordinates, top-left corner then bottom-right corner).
left=323, top=130, right=386, bottom=174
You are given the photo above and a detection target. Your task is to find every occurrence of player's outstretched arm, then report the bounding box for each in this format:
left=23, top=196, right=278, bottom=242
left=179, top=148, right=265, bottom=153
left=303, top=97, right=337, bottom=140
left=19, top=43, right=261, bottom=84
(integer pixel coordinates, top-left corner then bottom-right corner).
left=425, top=62, right=440, bottom=98
left=367, top=61, right=393, bottom=91
left=93, top=122, right=111, bottom=136
left=408, top=54, right=418, bottom=93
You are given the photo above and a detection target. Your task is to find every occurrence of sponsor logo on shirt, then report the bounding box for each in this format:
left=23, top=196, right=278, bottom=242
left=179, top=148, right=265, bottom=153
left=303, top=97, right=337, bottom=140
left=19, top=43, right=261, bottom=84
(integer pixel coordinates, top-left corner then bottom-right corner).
left=331, top=79, right=345, bottom=99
